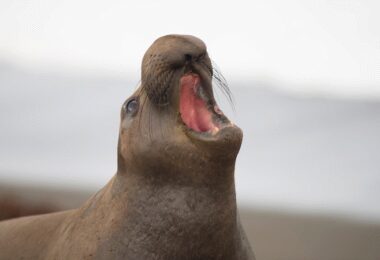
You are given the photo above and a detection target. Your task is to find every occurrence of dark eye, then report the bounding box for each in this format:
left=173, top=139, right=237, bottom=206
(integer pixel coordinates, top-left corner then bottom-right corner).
left=125, top=98, right=139, bottom=116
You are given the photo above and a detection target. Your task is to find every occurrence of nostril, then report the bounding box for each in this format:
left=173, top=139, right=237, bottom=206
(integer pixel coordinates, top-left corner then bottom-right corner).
left=184, top=54, right=192, bottom=62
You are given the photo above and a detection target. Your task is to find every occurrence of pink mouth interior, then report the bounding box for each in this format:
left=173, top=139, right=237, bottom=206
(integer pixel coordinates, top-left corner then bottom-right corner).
left=180, top=74, right=216, bottom=132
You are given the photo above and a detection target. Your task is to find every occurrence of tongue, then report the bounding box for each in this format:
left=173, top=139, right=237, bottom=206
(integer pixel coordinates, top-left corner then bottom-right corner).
left=180, top=74, right=214, bottom=132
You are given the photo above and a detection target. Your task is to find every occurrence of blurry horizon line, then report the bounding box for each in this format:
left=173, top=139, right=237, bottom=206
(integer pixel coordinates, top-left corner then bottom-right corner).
left=1, top=57, right=380, bottom=101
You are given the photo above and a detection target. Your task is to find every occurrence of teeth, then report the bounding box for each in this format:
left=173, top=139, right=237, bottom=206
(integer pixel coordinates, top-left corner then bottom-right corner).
left=214, top=105, right=223, bottom=115
left=211, top=126, right=220, bottom=135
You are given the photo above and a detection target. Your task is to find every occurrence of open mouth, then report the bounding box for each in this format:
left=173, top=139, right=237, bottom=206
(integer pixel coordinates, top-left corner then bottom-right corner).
left=179, top=73, right=225, bottom=134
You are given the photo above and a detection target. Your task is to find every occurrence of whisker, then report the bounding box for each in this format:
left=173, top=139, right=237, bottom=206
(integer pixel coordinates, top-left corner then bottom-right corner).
left=201, top=59, right=235, bottom=111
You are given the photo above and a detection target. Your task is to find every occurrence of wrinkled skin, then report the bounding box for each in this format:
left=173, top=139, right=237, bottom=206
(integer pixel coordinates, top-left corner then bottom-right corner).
left=0, top=35, right=255, bottom=260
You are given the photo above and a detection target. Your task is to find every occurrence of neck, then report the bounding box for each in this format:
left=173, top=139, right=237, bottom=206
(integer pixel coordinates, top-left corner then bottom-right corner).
left=91, top=167, right=240, bottom=259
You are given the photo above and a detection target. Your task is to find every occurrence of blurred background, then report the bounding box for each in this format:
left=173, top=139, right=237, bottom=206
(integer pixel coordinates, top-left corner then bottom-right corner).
left=0, top=0, right=379, bottom=259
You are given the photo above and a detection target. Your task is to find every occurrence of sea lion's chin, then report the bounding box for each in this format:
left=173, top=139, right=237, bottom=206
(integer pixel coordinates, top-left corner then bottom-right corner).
left=178, top=73, right=243, bottom=147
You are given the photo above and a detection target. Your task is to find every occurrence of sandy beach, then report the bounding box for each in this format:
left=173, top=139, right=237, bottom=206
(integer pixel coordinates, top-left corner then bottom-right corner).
left=241, top=209, right=380, bottom=260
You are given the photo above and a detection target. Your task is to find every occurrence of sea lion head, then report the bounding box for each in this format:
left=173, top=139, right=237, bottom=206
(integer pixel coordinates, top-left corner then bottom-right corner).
left=118, top=35, right=243, bottom=184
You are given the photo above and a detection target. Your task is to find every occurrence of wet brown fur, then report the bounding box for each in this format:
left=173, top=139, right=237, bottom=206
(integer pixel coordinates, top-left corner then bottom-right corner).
left=0, top=35, right=255, bottom=260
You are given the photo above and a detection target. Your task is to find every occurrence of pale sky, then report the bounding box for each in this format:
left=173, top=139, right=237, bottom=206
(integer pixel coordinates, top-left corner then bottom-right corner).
left=0, top=0, right=379, bottom=97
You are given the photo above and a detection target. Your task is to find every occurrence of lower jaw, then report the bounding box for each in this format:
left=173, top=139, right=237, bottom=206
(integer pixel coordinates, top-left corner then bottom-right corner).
left=181, top=122, right=240, bottom=142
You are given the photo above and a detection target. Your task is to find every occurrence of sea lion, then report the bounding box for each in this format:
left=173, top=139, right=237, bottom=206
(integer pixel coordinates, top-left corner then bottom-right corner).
left=0, top=34, right=255, bottom=260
